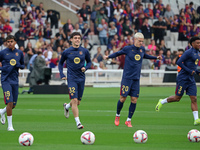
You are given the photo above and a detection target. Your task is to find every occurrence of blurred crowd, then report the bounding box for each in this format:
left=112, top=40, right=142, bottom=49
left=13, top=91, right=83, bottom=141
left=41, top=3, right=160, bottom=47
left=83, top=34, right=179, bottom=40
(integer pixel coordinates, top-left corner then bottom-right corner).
left=0, top=0, right=200, bottom=71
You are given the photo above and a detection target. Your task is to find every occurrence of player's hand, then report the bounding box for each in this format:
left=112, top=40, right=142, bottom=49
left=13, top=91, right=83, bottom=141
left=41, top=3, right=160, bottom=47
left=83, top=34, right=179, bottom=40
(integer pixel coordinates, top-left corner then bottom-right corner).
left=62, top=77, right=67, bottom=80
left=81, top=67, right=86, bottom=72
left=191, top=71, right=195, bottom=75
left=104, top=55, right=108, bottom=60
left=157, top=56, right=162, bottom=60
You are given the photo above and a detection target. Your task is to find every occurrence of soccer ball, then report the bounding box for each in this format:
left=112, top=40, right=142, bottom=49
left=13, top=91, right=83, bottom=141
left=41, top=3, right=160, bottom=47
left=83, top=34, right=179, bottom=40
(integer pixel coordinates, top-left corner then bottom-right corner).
left=80, top=131, right=95, bottom=145
left=19, top=132, right=34, bottom=146
left=133, top=130, right=148, bottom=143
left=187, top=129, right=200, bottom=142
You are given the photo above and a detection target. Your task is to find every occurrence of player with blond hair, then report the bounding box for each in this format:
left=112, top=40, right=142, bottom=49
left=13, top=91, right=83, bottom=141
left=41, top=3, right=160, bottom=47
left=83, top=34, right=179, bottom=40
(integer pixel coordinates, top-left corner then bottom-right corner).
left=104, top=32, right=162, bottom=127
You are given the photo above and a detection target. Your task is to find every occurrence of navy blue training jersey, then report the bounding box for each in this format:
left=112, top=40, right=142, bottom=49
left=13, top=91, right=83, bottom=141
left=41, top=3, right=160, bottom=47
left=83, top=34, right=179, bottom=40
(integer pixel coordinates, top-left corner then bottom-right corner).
left=108, top=45, right=157, bottom=80
left=0, top=48, right=25, bottom=84
left=177, top=47, right=200, bottom=82
left=58, top=46, right=92, bottom=80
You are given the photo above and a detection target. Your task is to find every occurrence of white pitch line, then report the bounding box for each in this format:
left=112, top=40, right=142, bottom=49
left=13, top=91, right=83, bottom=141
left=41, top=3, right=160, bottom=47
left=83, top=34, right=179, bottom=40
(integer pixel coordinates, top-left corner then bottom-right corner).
left=14, top=109, right=191, bottom=114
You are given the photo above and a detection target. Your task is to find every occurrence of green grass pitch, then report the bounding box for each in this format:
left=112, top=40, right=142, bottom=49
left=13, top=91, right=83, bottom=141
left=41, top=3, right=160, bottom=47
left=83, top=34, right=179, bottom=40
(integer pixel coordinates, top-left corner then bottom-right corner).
left=0, top=87, right=200, bottom=150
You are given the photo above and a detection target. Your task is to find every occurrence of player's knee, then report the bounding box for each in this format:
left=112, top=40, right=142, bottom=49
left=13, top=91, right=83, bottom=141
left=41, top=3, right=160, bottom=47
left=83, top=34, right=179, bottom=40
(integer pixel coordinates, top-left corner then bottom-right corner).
left=72, top=98, right=78, bottom=104
left=120, top=97, right=126, bottom=103
left=191, top=97, right=197, bottom=103
left=131, top=97, right=137, bottom=103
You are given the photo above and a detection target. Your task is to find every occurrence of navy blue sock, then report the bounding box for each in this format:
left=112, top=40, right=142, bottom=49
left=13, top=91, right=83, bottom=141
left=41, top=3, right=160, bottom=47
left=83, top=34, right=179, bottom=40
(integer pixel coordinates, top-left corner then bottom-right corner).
left=128, top=103, right=136, bottom=118
left=117, top=100, right=124, bottom=115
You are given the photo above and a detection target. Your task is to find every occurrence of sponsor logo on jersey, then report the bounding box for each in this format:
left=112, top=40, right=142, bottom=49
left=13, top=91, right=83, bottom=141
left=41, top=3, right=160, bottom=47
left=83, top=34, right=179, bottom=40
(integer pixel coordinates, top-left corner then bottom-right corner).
left=79, top=51, right=83, bottom=55
left=195, top=59, right=199, bottom=65
left=135, top=54, right=141, bottom=61
left=74, top=57, right=80, bottom=64
left=6, top=53, right=10, bottom=55
left=15, top=52, right=19, bottom=56
left=10, top=59, right=16, bottom=66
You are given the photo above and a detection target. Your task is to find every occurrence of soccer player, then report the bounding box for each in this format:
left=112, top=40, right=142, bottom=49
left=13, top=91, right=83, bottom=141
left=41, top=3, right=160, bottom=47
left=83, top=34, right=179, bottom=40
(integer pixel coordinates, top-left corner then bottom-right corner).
left=58, top=32, right=91, bottom=129
left=104, top=32, right=162, bottom=127
left=0, top=35, right=25, bottom=131
left=155, top=36, right=200, bottom=126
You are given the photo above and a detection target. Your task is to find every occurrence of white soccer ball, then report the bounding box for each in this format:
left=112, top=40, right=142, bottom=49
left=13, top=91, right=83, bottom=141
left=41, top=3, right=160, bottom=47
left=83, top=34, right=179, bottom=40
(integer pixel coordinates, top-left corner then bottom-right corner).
left=133, top=130, right=148, bottom=143
left=80, top=131, right=95, bottom=145
left=187, top=129, right=200, bottom=142
left=19, top=132, right=34, bottom=146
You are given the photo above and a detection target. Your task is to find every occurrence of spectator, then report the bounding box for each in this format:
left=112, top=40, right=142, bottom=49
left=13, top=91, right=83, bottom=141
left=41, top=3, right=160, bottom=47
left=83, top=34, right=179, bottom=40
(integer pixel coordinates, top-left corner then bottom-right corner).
left=153, top=3, right=160, bottom=19
left=97, top=18, right=108, bottom=45
left=19, top=45, right=29, bottom=69
left=25, top=41, right=35, bottom=64
left=141, top=18, right=152, bottom=46
left=135, top=13, right=145, bottom=31
left=35, top=36, right=44, bottom=49
left=19, top=0, right=27, bottom=8
left=46, top=10, right=60, bottom=29
left=0, top=32, right=5, bottom=46
left=36, top=2, right=45, bottom=17
left=3, top=20, right=12, bottom=35
left=93, top=46, right=103, bottom=62
left=44, top=22, right=52, bottom=39
left=15, top=25, right=27, bottom=47
left=0, top=38, right=6, bottom=51
left=104, top=0, right=114, bottom=22
left=78, top=17, right=84, bottom=30
left=63, top=19, right=74, bottom=35
left=107, top=38, right=116, bottom=51
left=85, top=0, right=91, bottom=15
left=36, top=13, right=45, bottom=26
left=144, top=3, right=154, bottom=19
left=35, top=24, right=44, bottom=38
left=82, top=23, right=92, bottom=40
left=158, top=0, right=165, bottom=16
left=95, top=7, right=108, bottom=28
left=170, top=15, right=179, bottom=45
left=164, top=4, right=174, bottom=30
left=99, top=61, right=108, bottom=70
left=26, top=1, right=32, bottom=12
left=152, top=16, right=167, bottom=44
left=0, top=7, right=10, bottom=22
left=148, top=39, right=156, bottom=54
left=50, top=51, right=58, bottom=68
left=72, top=23, right=82, bottom=35
left=142, top=49, right=153, bottom=71
left=122, top=19, right=132, bottom=36
left=191, top=10, right=200, bottom=25
left=113, top=3, right=123, bottom=22
left=108, top=21, right=117, bottom=44
left=134, top=0, right=142, bottom=10
left=77, top=3, right=88, bottom=24
left=164, top=49, right=172, bottom=66
left=159, top=39, right=167, bottom=55
left=116, top=18, right=124, bottom=37
left=55, top=27, right=67, bottom=41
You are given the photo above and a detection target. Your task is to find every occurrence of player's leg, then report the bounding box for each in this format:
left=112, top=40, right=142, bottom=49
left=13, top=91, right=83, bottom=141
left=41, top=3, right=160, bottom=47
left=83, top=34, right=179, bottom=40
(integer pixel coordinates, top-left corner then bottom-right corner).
left=2, top=83, right=15, bottom=131
left=74, top=80, right=85, bottom=129
left=186, top=83, right=200, bottom=125
left=125, top=80, right=139, bottom=127
left=115, top=78, right=130, bottom=126
left=63, top=81, right=77, bottom=118
left=155, top=83, right=184, bottom=111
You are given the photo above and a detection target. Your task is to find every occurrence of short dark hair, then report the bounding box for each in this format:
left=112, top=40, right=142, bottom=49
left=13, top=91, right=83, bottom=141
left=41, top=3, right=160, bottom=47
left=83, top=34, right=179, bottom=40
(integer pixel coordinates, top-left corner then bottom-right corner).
left=6, top=35, right=16, bottom=41
left=189, top=36, right=200, bottom=45
left=70, top=32, right=81, bottom=39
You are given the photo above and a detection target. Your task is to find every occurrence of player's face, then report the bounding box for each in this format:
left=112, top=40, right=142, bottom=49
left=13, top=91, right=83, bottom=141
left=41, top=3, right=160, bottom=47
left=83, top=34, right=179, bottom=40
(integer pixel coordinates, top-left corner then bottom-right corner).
left=71, top=35, right=81, bottom=48
left=135, top=37, right=144, bottom=47
left=193, top=40, right=200, bottom=50
left=7, top=39, right=16, bottom=50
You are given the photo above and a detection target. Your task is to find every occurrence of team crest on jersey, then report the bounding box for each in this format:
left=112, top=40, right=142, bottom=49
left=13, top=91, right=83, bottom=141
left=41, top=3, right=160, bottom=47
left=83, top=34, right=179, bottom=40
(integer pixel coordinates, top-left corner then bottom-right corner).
left=132, top=49, right=134, bottom=51
left=79, top=51, right=83, bottom=55
left=140, top=49, right=142, bottom=52
left=15, top=52, right=19, bottom=56
left=10, top=59, right=16, bottom=66
left=195, top=59, right=199, bottom=65
left=135, top=54, right=141, bottom=61
left=71, top=93, right=74, bottom=96
left=74, top=57, right=80, bottom=64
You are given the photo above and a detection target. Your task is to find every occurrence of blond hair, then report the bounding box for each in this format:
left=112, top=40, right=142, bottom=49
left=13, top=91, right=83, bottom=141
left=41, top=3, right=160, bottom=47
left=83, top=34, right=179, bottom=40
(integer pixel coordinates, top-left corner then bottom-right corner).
left=134, top=32, right=144, bottom=39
